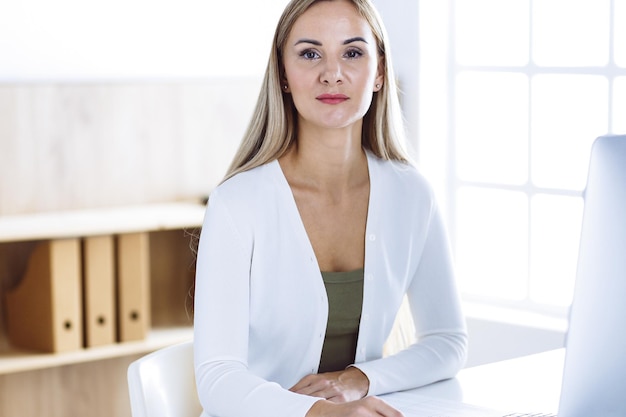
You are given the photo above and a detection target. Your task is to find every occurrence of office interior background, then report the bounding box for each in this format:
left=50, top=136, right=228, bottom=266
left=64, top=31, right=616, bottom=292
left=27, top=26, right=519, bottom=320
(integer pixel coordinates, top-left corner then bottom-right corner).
left=0, top=0, right=624, bottom=416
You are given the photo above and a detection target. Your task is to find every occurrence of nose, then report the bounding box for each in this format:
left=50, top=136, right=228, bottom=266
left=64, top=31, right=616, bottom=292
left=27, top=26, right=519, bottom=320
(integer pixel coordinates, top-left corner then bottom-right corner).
left=320, top=57, right=343, bottom=86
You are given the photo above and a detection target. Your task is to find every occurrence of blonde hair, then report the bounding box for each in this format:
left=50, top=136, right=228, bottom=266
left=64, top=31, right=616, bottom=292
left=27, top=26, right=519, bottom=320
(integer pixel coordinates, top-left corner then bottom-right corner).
left=223, top=0, right=410, bottom=182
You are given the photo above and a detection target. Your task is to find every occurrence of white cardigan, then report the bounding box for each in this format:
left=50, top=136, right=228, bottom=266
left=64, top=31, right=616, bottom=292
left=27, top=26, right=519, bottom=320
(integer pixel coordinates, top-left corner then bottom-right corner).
left=193, top=152, right=467, bottom=417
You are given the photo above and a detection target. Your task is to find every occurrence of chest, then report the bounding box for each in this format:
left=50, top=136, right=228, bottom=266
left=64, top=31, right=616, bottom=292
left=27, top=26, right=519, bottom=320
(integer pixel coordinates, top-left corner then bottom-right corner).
left=292, top=185, right=369, bottom=272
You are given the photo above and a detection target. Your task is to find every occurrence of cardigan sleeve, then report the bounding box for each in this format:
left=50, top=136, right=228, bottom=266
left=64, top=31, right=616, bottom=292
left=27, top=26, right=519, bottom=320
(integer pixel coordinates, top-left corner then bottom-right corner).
left=353, top=202, right=468, bottom=395
left=193, top=190, right=321, bottom=417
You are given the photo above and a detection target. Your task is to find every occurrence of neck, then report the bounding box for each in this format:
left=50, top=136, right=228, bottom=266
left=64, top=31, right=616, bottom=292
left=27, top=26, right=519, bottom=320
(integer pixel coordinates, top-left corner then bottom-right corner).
left=281, top=123, right=368, bottom=192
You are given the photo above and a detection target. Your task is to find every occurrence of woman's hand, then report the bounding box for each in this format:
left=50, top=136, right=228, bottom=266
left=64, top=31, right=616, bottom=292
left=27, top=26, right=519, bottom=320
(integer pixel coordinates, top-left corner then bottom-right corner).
left=305, top=397, right=404, bottom=417
left=290, top=367, right=370, bottom=403
left=292, top=368, right=403, bottom=416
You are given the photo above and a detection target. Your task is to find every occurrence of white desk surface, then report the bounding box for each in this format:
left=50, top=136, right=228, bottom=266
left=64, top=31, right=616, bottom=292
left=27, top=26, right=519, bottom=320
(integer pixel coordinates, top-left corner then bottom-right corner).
left=387, top=348, right=565, bottom=415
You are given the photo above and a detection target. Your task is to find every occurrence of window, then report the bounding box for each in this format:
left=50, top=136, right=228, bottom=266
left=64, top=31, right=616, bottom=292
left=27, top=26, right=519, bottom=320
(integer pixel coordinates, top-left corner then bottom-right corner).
left=418, top=0, right=626, bottom=315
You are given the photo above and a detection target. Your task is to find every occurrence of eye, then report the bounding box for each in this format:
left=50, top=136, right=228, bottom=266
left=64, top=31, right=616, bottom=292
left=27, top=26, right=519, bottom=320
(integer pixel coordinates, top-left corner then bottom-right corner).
left=344, top=48, right=363, bottom=59
left=300, top=49, right=321, bottom=60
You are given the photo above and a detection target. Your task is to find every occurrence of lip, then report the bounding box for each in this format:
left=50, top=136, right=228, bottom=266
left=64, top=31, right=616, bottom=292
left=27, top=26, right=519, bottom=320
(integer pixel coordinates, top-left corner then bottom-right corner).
left=316, top=93, right=349, bottom=104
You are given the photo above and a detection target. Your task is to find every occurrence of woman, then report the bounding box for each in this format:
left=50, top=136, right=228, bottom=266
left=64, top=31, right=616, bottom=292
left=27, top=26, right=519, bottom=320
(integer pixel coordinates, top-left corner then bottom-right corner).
left=193, top=1, right=468, bottom=416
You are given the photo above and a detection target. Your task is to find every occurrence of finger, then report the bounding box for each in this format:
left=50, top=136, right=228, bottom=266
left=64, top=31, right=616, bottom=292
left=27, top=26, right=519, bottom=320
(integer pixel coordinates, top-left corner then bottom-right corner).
left=294, top=377, right=343, bottom=400
left=372, top=398, right=404, bottom=417
left=353, top=397, right=404, bottom=417
left=291, top=377, right=327, bottom=397
left=295, top=380, right=334, bottom=398
left=325, top=392, right=350, bottom=403
left=293, top=384, right=323, bottom=397
left=289, top=374, right=317, bottom=392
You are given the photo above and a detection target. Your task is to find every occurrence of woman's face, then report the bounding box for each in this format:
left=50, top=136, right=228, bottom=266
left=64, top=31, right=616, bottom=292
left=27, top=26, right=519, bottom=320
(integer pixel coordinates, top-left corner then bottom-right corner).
left=282, top=0, right=383, bottom=133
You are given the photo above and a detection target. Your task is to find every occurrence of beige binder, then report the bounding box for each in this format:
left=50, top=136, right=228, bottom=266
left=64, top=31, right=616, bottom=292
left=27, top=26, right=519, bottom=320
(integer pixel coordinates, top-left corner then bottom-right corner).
left=5, top=239, right=83, bottom=352
left=116, top=232, right=151, bottom=342
left=82, top=235, right=116, bottom=347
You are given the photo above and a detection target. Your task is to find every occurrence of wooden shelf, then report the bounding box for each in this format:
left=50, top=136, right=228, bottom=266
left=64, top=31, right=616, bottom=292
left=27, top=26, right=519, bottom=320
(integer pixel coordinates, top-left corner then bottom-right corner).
left=0, top=202, right=202, bottom=379
left=0, top=327, right=192, bottom=375
left=0, top=202, right=199, bottom=415
left=0, top=202, right=206, bottom=243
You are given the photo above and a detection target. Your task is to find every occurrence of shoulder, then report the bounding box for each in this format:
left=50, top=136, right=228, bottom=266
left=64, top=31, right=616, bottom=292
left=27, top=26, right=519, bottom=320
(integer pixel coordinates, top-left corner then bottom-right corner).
left=211, top=161, right=280, bottom=201
left=367, top=152, right=434, bottom=200
left=220, top=161, right=278, bottom=190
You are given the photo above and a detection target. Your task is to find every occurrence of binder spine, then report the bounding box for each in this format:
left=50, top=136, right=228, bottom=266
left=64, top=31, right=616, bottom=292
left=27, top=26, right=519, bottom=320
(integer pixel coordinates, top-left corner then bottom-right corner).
left=5, top=239, right=83, bottom=353
left=116, top=232, right=151, bottom=342
left=82, top=235, right=116, bottom=348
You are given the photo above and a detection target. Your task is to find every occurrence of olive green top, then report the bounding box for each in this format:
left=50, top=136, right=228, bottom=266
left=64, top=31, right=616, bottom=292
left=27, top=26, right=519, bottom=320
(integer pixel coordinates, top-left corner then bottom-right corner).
left=318, top=268, right=364, bottom=373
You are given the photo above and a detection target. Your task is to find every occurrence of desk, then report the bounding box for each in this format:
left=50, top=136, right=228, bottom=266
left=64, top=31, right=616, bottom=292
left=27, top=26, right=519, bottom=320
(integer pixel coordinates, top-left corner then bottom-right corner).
left=457, top=349, right=564, bottom=413
left=383, top=349, right=565, bottom=415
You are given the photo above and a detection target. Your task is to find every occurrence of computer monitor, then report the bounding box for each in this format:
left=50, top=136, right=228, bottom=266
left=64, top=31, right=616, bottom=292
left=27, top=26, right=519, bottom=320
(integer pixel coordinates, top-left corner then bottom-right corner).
left=557, top=134, right=626, bottom=417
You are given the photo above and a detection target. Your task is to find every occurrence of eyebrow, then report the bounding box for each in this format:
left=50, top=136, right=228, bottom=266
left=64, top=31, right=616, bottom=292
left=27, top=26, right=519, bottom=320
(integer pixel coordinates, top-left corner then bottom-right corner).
left=344, top=37, right=368, bottom=45
left=294, top=36, right=369, bottom=46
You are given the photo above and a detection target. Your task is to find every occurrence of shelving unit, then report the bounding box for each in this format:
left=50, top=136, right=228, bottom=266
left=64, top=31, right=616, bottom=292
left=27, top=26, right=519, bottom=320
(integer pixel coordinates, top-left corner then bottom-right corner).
left=0, top=202, right=205, bottom=416
left=0, top=327, right=193, bottom=375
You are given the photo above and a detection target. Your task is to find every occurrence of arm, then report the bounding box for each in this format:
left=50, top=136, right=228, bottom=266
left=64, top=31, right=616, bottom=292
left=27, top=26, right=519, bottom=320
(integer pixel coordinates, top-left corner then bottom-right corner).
left=354, top=203, right=468, bottom=396
left=193, top=191, right=320, bottom=417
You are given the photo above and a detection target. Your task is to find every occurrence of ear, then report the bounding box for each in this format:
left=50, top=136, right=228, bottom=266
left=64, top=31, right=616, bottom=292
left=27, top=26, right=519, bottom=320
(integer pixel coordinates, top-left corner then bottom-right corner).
left=281, top=75, right=291, bottom=93
left=374, top=74, right=384, bottom=92
left=374, top=58, right=384, bottom=92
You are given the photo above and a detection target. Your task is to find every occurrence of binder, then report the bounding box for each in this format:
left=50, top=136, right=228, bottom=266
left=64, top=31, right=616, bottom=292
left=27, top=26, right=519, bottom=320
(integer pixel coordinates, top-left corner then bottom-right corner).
left=116, top=232, right=151, bottom=342
left=82, top=235, right=116, bottom=347
left=5, top=238, right=83, bottom=352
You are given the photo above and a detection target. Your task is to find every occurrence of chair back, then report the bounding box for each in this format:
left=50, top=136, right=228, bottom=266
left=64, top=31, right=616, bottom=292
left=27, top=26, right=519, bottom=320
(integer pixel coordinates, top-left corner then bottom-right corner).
left=127, top=340, right=202, bottom=417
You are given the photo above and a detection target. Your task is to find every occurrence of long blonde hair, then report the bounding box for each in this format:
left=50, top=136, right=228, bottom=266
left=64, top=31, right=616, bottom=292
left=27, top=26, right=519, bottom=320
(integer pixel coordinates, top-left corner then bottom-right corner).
left=223, top=0, right=410, bottom=182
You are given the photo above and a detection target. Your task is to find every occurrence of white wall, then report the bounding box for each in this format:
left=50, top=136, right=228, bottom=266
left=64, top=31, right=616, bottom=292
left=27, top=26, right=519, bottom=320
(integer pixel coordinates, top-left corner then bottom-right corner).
left=372, top=0, right=421, bottom=158
left=0, top=80, right=260, bottom=215
left=0, top=0, right=288, bottom=80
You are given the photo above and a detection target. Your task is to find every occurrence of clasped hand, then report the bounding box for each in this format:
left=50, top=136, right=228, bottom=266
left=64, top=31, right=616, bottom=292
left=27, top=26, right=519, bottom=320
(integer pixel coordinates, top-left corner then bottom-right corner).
left=290, top=368, right=404, bottom=417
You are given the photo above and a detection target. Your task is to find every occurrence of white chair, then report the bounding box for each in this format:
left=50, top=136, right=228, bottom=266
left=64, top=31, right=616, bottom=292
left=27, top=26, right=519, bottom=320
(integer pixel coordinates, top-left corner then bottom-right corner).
left=127, top=340, right=203, bottom=417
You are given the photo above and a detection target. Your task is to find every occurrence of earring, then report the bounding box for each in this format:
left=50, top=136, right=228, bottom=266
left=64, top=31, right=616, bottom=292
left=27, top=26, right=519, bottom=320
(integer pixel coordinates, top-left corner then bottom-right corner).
left=283, top=85, right=288, bottom=90
left=376, top=84, right=381, bottom=89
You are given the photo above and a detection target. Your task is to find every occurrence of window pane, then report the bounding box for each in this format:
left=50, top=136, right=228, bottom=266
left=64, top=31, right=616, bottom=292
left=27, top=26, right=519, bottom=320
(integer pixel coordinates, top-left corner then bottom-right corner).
left=455, top=0, right=529, bottom=66
left=456, top=187, right=528, bottom=300
left=614, top=77, right=626, bottom=134
left=615, top=0, right=626, bottom=67
left=531, top=74, right=608, bottom=190
left=532, top=0, right=610, bottom=66
left=456, top=72, right=529, bottom=184
left=530, top=194, right=584, bottom=306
